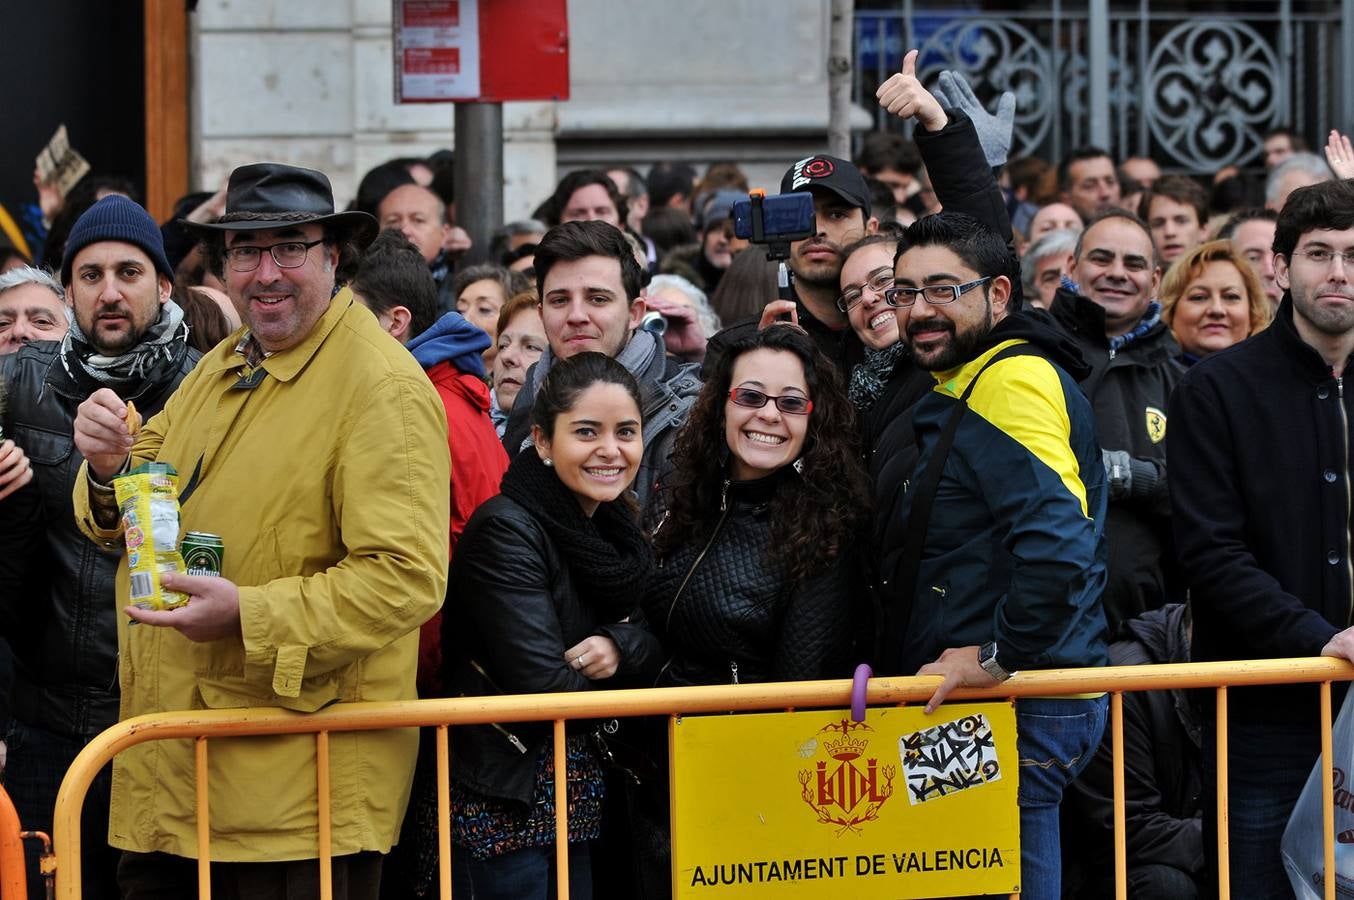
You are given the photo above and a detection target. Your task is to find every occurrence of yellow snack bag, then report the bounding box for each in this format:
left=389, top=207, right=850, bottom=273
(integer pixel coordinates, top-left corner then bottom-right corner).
left=114, top=462, right=188, bottom=610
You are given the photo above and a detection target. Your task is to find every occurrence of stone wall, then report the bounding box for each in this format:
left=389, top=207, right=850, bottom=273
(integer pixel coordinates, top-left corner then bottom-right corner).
left=190, top=0, right=863, bottom=219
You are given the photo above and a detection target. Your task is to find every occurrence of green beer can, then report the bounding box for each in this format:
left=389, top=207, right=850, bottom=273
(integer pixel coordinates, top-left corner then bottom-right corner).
left=182, top=532, right=225, bottom=577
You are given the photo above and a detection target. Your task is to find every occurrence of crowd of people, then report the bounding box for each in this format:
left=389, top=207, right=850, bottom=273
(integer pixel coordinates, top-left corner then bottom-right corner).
left=0, top=48, right=1353, bottom=900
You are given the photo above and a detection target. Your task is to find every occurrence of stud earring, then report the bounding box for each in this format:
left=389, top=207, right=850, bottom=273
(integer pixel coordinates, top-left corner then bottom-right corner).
left=543, top=458, right=554, bottom=467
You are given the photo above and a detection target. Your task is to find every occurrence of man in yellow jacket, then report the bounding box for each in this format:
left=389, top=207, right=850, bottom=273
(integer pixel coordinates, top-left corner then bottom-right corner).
left=70, top=163, right=451, bottom=896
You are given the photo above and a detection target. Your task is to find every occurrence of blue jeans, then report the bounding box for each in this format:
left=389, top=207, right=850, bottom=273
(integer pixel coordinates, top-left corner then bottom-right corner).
left=451, top=842, right=591, bottom=900
left=1015, top=695, right=1108, bottom=900
left=1202, top=719, right=1317, bottom=899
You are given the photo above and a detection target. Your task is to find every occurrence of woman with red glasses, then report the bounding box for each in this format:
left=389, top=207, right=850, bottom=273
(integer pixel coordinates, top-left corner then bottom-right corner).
left=613, top=324, right=868, bottom=898
left=642, top=323, right=867, bottom=689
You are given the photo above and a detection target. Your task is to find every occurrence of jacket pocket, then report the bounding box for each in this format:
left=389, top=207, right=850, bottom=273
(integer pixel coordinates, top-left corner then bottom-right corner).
left=196, top=668, right=356, bottom=714
left=15, top=425, right=74, bottom=467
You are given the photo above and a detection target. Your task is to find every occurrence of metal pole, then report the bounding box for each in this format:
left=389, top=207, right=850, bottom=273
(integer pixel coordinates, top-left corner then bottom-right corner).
left=827, top=0, right=855, bottom=159
left=1088, top=0, right=1111, bottom=150
left=453, top=102, right=503, bottom=266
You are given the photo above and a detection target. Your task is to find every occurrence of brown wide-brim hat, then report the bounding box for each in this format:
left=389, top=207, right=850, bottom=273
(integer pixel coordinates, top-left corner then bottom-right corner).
left=183, top=162, right=377, bottom=249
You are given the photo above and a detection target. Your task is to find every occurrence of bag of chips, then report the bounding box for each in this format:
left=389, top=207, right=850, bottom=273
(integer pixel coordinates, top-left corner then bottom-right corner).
left=114, top=462, right=187, bottom=610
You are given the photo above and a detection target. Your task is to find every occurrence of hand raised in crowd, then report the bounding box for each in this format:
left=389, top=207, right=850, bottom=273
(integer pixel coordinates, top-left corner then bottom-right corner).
left=128, top=572, right=242, bottom=642
left=31, top=167, right=63, bottom=224
left=933, top=69, right=1017, bottom=168
left=643, top=293, right=707, bottom=362
left=917, top=645, right=1000, bottom=714
left=875, top=49, right=949, bottom=133
left=73, top=388, right=137, bottom=482
left=564, top=635, right=620, bottom=680
left=0, top=440, right=33, bottom=502
left=184, top=180, right=229, bottom=224
left=1325, top=130, right=1354, bottom=181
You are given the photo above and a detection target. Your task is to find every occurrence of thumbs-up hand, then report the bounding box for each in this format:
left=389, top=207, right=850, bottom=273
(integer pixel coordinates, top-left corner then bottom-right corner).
left=875, top=49, right=948, bottom=133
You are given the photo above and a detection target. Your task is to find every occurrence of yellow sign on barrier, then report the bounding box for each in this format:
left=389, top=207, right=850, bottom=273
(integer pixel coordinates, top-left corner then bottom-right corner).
left=671, top=702, right=1022, bottom=898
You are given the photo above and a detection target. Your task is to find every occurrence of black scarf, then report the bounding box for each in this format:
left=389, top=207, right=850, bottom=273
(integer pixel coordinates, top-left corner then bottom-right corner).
left=499, top=449, right=653, bottom=619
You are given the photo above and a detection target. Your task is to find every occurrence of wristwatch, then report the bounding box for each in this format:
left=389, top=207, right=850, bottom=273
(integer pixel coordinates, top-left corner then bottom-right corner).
left=978, top=642, right=1012, bottom=682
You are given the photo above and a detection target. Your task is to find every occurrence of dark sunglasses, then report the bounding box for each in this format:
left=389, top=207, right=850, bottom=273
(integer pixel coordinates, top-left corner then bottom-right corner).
left=728, top=387, right=813, bottom=416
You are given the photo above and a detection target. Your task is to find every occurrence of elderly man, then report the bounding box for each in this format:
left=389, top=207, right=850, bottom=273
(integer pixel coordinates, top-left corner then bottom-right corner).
left=71, top=163, right=450, bottom=897
left=0, top=265, right=69, bottom=353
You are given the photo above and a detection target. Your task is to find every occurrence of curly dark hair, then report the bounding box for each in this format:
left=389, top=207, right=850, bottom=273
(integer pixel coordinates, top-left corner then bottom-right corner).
left=656, top=324, right=869, bottom=587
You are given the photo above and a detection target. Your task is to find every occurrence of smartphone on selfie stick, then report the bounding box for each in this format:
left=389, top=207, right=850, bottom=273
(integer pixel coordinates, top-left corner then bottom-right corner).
left=733, top=190, right=815, bottom=314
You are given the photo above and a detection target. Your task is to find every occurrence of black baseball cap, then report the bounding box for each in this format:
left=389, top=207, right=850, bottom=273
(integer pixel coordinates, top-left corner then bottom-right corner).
left=780, top=155, right=872, bottom=220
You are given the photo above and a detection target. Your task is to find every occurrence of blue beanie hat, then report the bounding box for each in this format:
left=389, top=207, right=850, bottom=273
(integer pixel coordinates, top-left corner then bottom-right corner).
left=61, top=195, right=175, bottom=286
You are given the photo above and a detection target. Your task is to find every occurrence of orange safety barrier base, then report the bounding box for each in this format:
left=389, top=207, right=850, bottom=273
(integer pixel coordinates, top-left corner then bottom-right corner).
left=48, top=656, right=1354, bottom=900
left=0, top=781, right=33, bottom=900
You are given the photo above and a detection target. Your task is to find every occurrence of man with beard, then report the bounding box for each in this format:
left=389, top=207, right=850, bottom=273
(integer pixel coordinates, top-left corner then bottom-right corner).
left=70, top=163, right=449, bottom=897
left=1049, top=210, right=1183, bottom=638
left=883, top=211, right=1108, bottom=900
left=775, top=154, right=879, bottom=368
left=1170, top=178, right=1354, bottom=896
left=0, top=195, right=199, bottom=898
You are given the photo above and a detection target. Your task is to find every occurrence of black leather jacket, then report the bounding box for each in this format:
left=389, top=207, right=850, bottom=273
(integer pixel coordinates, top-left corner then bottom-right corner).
left=441, top=494, right=659, bottom=804
left=0, top=339, right=198, bottom=739
left=641, top=472, right=854, bottom=687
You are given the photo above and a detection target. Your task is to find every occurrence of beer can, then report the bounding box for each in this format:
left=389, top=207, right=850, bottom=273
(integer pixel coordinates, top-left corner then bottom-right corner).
left=181, top=532, right=225, bottom=577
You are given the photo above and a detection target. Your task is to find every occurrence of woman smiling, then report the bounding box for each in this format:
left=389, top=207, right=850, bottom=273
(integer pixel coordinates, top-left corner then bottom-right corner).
left=644, top=324, right=867, bottom=688
left=1160, top=240, right=1273, bottom=365
left=441, top=352, right=656, bottom=899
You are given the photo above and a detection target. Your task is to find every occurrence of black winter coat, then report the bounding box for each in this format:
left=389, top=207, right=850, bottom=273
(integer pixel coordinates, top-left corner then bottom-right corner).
left=1063, top=604, right=1204, bottom=896
left=442, top=494, right=660, bottom=804
left=1049, top=289, right=1183, bottom=637
left=1170, top=297, right=1350, bottom=726
left=641, top=473, right=854, bottom=687
left=0, top=339, right=198, bottom=739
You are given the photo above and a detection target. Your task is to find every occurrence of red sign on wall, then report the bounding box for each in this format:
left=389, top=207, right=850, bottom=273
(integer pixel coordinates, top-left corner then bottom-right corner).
left=393, top=0, right=569, bottom=103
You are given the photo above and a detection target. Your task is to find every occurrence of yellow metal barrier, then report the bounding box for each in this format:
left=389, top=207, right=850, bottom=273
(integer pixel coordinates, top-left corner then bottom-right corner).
left=50, top=656, right=1354, bottom=900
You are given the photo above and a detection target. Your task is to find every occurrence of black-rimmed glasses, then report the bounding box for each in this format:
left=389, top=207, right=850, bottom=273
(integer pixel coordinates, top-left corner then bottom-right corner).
left=224, top=239, right=326, bottom=273
left=884, top=276, right=992, bottom=308
left=837, top=267, right=895, bottom=312
left=728, top=387, right=813, bottom=416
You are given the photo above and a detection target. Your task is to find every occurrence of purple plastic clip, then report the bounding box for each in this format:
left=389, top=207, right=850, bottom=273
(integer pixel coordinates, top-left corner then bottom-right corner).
left=850, top=663, right=873, bottom=722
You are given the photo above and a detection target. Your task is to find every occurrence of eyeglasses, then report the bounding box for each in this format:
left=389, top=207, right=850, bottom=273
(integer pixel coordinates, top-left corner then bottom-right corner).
left=727, top=387, right=813, bottom=416
left=224, top=239, right=326, bottom=273
left=837, top=266, right=895, bottom=312
left=884, top=276, right=992, bottom=308
left=1293, top=247, right=1354, bottom=268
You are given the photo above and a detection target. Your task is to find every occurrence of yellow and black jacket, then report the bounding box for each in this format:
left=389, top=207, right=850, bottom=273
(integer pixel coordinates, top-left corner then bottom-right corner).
left=891, top=313, right=1110, bottom=674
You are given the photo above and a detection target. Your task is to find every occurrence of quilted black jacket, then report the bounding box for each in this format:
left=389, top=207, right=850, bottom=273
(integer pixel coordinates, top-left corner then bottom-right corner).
left=640, top=471, right=854, bottom=687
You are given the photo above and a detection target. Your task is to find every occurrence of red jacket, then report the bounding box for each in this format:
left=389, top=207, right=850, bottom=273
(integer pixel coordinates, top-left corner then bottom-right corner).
left=418, top=361, right=508, bottom=695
